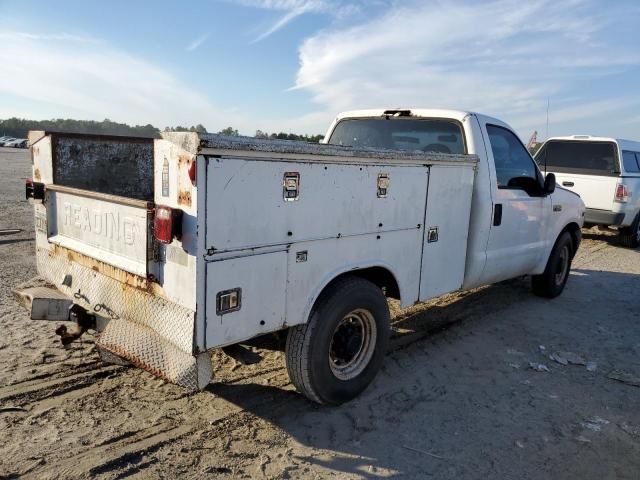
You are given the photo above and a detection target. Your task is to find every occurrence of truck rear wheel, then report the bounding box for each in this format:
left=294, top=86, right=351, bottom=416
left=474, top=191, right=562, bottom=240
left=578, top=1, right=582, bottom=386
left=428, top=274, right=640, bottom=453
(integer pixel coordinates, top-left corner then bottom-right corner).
left=531, top=232, right=573, bottom=298
left=285, top=276, right=390, bottom=405
left=619, top=213, right=640, bottom=249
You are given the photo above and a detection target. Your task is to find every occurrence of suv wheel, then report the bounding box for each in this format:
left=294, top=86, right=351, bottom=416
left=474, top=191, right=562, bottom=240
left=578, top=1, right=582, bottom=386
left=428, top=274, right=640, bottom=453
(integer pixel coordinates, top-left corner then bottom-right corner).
left=619, top=213, right=640, bottom=249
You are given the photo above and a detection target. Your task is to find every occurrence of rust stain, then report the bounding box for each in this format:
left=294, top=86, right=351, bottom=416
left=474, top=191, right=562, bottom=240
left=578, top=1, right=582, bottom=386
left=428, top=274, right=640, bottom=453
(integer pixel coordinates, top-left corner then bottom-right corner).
left=99, top=342, right=171, bottom=383
left=51, top=244, right=156, bottom=293
left=177, top=190, right=192, bottom=207
left=34, top=168, right=41, bottom=181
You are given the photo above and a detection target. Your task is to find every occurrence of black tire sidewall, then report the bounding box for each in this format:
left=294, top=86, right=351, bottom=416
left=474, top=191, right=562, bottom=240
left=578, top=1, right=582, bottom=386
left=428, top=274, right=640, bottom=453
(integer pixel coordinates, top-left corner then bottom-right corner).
left=546, top=233, right=573, bottom=296
left=623, top=212, right=640, bottom=248
left=307, top=280, right=390, bottom=405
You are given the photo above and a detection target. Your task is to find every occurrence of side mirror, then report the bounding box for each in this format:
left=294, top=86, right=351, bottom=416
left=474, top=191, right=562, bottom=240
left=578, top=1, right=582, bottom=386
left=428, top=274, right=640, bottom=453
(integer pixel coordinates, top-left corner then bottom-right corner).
left=544, top=173, right=556, bottom=195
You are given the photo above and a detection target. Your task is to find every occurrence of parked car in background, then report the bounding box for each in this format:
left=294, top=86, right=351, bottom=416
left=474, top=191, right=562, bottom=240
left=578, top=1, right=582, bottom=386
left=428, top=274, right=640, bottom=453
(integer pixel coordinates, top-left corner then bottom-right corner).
left=0, top=136, right=16, bottom=146
left=535, top=135, right=640, bottom=248
left=3, top=138, right=28, bottom=148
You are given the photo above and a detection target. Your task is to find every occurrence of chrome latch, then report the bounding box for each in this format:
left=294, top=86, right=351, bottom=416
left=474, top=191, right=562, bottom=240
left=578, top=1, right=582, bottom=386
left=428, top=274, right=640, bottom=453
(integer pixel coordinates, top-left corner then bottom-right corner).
left=283, top=172, right=300, bottom=201
left=216, top=288, right=241, bottom=315
left=427, top=226, right=439, bottom=243
left=377, top=173, right=390, bottom=198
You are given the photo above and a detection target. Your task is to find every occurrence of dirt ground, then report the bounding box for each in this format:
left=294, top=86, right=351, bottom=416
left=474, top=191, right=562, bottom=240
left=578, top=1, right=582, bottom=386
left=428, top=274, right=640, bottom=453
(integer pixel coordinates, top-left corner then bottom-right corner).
left=1, top=147, right=639, bottom=479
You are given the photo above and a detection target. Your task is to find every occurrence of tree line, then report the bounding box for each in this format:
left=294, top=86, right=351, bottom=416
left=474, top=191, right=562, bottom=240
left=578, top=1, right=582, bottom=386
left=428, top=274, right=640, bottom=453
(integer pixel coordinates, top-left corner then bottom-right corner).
left=0, top=118, right=324, bottom=143
left=0, top=118, right=161, bottom=138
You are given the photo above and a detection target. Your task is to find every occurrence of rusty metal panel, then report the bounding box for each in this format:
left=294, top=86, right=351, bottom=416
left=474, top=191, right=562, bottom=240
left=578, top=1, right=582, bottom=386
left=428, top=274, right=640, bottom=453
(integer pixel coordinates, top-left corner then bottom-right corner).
left=31, top=134, right=54, bottom=183
left=97, top=318, right=211, bottom=391
left=52, top=134, right=154, bottom=201
left=34, top=244, right=209, bottom=390
left=35, top=247, right=195, bottom=354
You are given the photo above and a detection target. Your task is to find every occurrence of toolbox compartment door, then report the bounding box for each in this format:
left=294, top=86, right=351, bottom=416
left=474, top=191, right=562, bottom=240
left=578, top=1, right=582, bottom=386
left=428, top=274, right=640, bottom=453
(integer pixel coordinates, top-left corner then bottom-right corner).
left=205, top=250, right=287, bottom=348
left=419, top=164, right=475, bottom=300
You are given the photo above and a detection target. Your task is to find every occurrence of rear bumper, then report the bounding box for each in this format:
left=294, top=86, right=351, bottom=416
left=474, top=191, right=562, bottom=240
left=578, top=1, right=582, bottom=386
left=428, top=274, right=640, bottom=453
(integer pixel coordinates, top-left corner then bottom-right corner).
left=18, top=248, right=212, bottom=391
left=584, top=208, right=625, bottom=226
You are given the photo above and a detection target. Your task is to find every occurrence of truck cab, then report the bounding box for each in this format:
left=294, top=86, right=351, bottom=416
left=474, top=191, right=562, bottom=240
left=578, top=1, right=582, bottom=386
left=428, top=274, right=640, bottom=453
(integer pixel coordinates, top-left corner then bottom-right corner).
left=534, top=135, right=640, bottom=248
left=324, top=109, right=585, bottom=290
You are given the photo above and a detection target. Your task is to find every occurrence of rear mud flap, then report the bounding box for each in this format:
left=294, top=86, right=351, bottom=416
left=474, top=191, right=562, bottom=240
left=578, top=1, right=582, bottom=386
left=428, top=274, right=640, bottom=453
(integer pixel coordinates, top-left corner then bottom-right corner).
left=97, top=318, right=212, bottom=391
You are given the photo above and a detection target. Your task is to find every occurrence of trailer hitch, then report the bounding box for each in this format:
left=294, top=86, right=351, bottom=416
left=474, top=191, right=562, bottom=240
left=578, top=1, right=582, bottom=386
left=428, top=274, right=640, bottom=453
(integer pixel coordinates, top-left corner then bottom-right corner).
left=56, top=304, right=97, bottom=346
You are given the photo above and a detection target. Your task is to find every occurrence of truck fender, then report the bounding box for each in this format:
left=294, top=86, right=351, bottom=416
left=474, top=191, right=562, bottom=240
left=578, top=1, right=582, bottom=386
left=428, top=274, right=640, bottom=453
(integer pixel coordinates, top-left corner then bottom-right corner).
left=297, top=262, right=402, bottom=328
left=532, top=222, right=581, bottom=275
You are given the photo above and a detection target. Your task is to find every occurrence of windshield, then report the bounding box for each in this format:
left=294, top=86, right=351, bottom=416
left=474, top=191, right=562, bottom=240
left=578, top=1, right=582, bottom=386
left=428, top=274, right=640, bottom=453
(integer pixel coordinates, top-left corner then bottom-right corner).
left=328, top=118, right=465, bottom=154
left=535, top=140, right=620, bottom=176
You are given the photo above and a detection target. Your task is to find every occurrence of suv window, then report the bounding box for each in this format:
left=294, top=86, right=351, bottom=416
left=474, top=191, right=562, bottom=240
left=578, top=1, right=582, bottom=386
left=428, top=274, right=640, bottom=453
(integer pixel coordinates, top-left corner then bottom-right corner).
left=534, top=140, right=620, bottom=176
left=328, top=118, right=465, bottom=154
left=486, top=124, right=540, bottom=190
left=622, top=151, right=640, bottom=173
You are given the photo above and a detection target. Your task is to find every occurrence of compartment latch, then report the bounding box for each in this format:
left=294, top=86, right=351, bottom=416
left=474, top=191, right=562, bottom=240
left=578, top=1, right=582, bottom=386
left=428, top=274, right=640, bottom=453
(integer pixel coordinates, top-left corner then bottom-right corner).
left=283, top=172, right=300, bottom=201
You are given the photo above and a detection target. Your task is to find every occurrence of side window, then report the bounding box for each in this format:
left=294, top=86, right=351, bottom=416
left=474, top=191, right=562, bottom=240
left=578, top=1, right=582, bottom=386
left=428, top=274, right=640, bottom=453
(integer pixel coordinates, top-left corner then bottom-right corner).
left=486, top=124, right=539, bottom=189
left=622, top=151, right=640, bottom=173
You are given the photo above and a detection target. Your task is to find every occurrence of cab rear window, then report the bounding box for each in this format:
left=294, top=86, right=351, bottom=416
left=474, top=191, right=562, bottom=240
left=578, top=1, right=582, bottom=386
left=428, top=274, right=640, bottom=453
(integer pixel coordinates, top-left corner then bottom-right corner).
left=328, top=118, right=465, bottom=154
left=534, top=140, right=620, bottom=176
left=622, top=151, right=640, bottom=173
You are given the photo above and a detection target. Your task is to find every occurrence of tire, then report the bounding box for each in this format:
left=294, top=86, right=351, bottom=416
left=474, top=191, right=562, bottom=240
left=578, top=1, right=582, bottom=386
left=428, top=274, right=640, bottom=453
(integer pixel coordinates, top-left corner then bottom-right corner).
left=619, top=213, right=640, bottom=249
left=531, top=232, right=574, bottom=298
left=285, top=276, right=390, bottom=405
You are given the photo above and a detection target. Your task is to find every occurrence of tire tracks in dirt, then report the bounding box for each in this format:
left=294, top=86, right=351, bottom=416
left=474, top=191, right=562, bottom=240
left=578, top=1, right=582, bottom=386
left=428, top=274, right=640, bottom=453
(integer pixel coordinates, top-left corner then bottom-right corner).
left=0, top=364, right=124, bottom=404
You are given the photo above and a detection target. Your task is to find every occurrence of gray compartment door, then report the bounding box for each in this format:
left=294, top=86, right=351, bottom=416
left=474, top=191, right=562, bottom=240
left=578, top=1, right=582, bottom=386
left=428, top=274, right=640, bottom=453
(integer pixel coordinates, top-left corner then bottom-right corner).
left=419, top=165, right=475, bottom=300
left=205, top=250, right=287, bottom=349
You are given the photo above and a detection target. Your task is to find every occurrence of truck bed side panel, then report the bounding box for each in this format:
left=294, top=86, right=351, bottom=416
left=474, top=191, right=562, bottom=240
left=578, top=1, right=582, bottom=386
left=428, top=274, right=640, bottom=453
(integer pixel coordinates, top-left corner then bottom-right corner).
left=203, top=156, right=430, bottom=347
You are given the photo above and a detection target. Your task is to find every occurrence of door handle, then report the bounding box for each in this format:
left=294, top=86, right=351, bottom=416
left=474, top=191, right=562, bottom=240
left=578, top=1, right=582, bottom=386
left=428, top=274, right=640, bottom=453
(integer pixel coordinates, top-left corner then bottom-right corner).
left=493, top=204, right=502, bottom=226
left=562, top=181, right=574, bottom=187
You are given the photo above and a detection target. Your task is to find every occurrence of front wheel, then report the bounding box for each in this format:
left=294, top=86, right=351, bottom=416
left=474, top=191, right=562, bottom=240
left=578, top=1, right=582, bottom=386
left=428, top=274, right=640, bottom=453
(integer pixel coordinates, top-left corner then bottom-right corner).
left=531, top=232, right=574, bottom=298
left=285, top=276, right=390, bottom=405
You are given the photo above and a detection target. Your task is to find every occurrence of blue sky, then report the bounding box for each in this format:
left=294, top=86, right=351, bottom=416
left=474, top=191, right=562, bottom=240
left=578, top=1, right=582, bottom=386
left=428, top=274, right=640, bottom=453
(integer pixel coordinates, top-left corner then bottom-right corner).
left=0, top=0, right=638, bottom=139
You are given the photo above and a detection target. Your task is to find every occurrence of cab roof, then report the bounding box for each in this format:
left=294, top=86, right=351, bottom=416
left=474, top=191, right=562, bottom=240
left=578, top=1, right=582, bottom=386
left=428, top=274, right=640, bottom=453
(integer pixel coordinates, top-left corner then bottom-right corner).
left=544, top=135, right=640, bottom=152
left=325, top=108, right=511, bottom=139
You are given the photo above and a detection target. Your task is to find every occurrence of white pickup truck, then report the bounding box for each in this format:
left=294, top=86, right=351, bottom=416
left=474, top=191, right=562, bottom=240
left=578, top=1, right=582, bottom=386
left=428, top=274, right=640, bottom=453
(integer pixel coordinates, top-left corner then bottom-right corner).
left=16, top=109, right=584, bottom=405
left=535, top=135, right=640, bottom=248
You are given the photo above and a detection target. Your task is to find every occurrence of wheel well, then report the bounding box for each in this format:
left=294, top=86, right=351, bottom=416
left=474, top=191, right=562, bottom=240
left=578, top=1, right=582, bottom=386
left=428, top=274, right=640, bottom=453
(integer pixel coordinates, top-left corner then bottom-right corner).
left=323, top=267, right=401, bottom=301
left=562, top=222, right=581, bottom=258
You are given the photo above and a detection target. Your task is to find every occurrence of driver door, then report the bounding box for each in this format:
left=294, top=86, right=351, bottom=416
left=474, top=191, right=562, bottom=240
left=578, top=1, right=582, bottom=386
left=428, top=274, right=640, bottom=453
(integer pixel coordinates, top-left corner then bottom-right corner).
left=480, top=123, right=550, bottom=284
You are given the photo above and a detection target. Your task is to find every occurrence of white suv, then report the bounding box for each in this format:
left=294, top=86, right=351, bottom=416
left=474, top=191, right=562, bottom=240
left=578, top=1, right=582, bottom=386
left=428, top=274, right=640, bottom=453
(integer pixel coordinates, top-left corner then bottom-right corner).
left=535, top=135, right=640, bottom=248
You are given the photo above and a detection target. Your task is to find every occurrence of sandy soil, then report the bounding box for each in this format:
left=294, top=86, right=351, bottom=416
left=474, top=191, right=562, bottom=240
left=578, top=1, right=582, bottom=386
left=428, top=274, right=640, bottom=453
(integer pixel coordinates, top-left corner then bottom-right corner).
left=1, top=147, right=639, bottom=479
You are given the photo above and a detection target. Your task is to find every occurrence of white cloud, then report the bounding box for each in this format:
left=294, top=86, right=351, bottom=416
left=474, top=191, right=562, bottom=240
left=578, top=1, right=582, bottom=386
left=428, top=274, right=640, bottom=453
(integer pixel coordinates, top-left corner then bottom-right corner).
left=0, top=31, right=244, bottom=131
left=234, top=0, right=366, bottom=42
left=185, top=33, right=210, bottom=51
left=293, top=0, right=640, bottom=137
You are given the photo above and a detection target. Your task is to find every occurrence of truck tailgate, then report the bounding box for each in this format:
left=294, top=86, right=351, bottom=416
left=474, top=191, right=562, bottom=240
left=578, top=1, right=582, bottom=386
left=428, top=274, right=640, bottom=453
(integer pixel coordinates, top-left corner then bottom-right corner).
left=552, top=172, right=617, bottom=211
left=45, top=185, right=153, bottom=277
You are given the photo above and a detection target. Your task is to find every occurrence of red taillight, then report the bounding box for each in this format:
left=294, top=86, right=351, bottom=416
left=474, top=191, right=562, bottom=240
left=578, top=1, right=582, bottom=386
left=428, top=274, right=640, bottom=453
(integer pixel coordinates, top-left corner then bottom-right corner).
left=615, top=183, right=629, bottom=203
left=188, top=159, right=197, bottom=185
left=154, top=205, right=182, bottom=244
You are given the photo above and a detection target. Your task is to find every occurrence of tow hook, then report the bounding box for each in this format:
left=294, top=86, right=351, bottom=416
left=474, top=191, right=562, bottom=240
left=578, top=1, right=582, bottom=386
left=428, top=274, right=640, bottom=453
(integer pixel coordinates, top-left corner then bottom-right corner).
left=56, top=304, right=97, bottom=346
